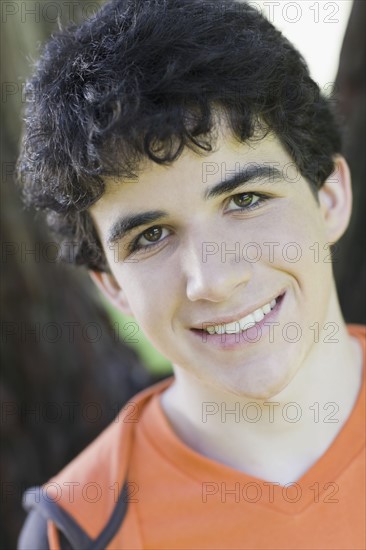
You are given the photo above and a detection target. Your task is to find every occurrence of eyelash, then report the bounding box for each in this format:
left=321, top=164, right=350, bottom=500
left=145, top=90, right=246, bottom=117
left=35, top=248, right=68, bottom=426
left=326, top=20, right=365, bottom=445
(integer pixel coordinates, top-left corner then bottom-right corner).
left=127, top=192, right=271, bottom=254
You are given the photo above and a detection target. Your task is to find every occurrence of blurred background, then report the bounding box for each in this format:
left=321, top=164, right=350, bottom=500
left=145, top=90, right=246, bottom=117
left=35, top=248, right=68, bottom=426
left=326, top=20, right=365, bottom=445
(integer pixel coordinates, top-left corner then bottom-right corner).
left=1, top=0, right=365, bottom=546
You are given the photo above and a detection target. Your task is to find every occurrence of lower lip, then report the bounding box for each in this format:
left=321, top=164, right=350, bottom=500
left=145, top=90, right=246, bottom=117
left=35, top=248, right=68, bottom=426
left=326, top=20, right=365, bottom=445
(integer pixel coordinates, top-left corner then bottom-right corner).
left=189, top=293, right=285, bottom=351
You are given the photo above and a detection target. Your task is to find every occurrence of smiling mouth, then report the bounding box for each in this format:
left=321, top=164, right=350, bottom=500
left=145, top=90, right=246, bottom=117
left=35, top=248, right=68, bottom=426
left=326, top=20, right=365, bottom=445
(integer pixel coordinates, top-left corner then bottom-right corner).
left=191, top=293, right=285, bottom=336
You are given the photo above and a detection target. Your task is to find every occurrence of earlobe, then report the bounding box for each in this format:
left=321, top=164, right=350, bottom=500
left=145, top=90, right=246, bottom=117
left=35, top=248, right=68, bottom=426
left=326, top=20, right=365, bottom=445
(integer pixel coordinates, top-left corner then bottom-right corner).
left=88, top=270, right=134, bottom=317
left=318, top=155, right=352, bottom=244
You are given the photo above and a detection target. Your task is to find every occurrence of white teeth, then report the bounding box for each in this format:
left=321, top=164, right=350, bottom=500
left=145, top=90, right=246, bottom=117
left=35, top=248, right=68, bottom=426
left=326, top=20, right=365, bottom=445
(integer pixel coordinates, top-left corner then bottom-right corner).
left=225, top=321, right=241, bottom=334
left=239, top=313, right=255, bottom=330
left=253, top=308, right=265, bottom=323
left=204, top=297, right=278, bottom=334
left=241, top=319, right=256, bottom=330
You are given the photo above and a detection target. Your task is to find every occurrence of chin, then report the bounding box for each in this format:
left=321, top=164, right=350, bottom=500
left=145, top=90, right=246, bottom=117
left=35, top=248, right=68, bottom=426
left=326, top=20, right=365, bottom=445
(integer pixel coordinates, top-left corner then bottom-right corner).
left=212, top=367, right=295, bottom=401
left=227, top=384, right=287, bottom=401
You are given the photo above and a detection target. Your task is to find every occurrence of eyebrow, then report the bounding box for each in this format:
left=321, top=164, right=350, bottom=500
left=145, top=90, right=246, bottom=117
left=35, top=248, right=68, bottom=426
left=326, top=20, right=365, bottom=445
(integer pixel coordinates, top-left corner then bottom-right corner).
left=204, top=164, right=283, bottom=200
left=107, top=164, right=282, bottom=245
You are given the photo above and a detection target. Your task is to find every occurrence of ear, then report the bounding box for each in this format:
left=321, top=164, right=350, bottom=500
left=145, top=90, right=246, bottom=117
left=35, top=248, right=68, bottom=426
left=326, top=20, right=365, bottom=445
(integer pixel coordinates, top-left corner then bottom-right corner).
left=88, top=270, right=134, bottom=317
left=318, top=155, right=352, bottom=244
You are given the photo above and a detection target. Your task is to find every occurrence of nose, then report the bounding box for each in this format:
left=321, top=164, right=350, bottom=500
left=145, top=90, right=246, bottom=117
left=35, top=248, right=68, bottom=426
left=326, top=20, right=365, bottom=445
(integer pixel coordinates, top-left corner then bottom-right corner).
left=184, top=238, right=252, bottom=302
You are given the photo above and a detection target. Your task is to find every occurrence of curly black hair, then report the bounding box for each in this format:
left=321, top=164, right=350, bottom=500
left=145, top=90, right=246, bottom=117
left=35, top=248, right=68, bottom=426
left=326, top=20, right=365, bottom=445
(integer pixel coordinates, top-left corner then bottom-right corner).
left=17, top=0, right=342, bottom=272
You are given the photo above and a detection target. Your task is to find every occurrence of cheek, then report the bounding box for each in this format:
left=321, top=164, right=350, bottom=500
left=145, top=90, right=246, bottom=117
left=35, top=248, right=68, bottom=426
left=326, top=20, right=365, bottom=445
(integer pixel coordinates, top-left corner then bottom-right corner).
left=253, top=198, right=328, bottom=268
left=110, top=259, right=180, bottom=324
left=266, top=201, right=333, bottom=318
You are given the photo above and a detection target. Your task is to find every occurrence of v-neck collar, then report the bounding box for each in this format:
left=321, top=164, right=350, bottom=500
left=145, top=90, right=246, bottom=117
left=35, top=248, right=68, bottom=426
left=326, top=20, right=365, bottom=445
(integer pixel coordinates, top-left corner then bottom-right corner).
left=141, top=325, right=365, bottom=515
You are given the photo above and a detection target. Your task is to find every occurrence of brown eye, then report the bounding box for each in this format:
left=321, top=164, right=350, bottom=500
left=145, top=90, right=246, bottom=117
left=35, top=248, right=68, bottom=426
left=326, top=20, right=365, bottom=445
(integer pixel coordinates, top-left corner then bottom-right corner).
left=233, top=193, right=255, bottom=207
left=129, top=226, right=170, bottom=254
left=142, top=226, right=163, bottom=242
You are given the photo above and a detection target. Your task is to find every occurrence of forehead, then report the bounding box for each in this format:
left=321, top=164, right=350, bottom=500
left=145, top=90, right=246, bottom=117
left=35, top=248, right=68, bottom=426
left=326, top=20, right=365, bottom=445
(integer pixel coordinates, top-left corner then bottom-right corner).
left=101, top=126, right=292, bottom=200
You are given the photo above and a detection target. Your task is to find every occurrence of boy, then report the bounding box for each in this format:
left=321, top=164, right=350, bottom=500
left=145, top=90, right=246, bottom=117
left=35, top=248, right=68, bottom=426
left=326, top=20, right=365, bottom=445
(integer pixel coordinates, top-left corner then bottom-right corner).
left=17, top=0, right=365, bottom=548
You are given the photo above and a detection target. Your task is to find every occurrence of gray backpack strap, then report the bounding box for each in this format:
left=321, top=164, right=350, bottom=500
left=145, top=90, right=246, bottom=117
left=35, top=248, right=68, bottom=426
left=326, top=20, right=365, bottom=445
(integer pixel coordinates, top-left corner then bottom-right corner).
left=22, top=482, right=130, bottom=549
left=88, top=482, right=130, bottom=549
left=22, top=487, right=92, bottom=548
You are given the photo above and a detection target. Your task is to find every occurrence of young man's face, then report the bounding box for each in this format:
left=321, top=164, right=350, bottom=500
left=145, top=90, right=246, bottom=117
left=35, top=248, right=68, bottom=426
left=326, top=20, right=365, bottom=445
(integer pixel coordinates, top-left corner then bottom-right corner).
left=90, top=122, right=349, bottom=399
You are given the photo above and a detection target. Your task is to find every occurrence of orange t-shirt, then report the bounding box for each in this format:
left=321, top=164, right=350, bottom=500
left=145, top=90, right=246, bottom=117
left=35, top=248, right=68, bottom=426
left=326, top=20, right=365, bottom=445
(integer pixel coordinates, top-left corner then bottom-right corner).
left=46, top=325, right=365, bottom=549
left=117, top=324, right=365, bottom=549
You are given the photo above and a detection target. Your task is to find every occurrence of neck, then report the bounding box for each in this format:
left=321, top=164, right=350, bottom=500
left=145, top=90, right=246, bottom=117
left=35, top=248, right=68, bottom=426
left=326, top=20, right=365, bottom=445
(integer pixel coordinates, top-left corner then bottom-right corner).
left=160, top=292, right=363, bottom=485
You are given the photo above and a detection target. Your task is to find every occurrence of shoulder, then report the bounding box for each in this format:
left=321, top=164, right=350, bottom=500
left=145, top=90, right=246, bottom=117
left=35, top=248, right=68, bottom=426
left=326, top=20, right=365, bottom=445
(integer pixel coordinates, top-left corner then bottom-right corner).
left=19, top=483, right=131, bottom=549
left=347, top=324, right=366, bottom=366
left=347, top=324, right=366, bottom=343
left=19, top=377, right=173, bottom=547
left=17, top=510, right=72, bottom=550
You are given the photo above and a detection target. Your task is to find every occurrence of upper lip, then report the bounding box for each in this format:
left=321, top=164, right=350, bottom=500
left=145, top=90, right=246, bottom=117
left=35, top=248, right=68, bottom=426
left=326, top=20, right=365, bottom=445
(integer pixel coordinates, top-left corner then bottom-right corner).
left=190, top=291, right=285, bottom=329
